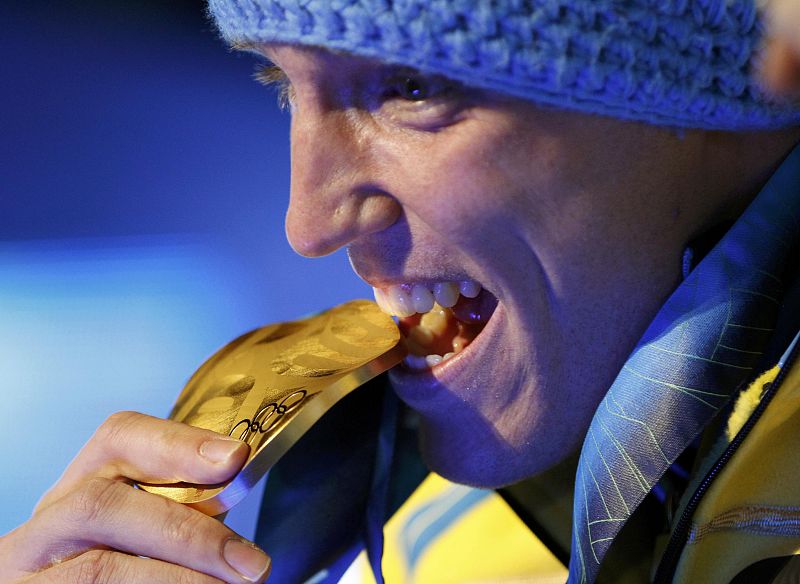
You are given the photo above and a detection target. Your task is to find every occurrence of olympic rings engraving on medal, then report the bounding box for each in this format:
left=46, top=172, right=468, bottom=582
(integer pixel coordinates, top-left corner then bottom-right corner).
left=229, top=389, right=308, bottom=444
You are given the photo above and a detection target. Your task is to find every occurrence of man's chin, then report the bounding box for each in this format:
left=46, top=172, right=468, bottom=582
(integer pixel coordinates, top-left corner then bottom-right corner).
left=416, top=418, right=574, bottom=489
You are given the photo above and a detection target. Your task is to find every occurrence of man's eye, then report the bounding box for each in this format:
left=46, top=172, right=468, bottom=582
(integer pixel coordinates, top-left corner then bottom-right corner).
left=384, top=73, right=448, bottom=102
left=378, top=71, right=466, bottom=130
left=398, top=77, right=430, bottom=101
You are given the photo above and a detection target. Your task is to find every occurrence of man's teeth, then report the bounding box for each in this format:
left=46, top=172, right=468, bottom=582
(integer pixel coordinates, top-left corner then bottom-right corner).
left=372, top=287, right=393, bottom=315
left=387, top=285, right=415, bottom=318
left=411, top=284, right=434, bottom=314
left=420, top=305, right=449, bottom=335
left=403, top=351, right=457, bottom=372
left=372, top=281, right=486, bottom=371
left=459, top=280, right=481, bottom=298
left=432, top=282, right=459, bottom=308
left=372, top=280, right=482, bottom=317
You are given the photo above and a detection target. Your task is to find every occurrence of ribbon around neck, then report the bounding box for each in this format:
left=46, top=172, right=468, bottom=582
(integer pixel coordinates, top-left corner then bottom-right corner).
left=568, top=146, right=800, bottom=583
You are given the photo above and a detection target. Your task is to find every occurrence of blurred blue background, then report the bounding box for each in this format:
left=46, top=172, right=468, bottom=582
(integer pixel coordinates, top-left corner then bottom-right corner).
left=0, top=1, right=365, bottom=539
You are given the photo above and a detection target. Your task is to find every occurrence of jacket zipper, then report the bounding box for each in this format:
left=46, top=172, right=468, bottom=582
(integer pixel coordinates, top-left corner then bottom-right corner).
left=653, top=338, right=800, bottom=583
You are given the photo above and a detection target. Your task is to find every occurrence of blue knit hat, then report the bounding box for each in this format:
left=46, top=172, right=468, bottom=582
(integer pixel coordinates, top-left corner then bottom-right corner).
left=208, top=0, right=800, bottom=130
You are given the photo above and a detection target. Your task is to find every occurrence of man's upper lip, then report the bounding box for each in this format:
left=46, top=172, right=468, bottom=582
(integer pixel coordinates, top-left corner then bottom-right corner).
left=361, top=275, right=478, bottom=289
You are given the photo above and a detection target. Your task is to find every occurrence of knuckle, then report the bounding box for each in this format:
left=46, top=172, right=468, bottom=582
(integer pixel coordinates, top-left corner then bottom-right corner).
left=95, top=410, right=141, bottom=445
left=70, top=550, right=117, bottom=584
left=67, top=477, right=125, bottom=526
left=159, top=504, right=207, bottom=547
left=174, top=570, right=207, bottom=584
left=160, top=424, right=197, bottom=458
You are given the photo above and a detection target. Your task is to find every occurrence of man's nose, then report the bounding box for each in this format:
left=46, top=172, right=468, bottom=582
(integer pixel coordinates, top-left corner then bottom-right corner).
left=285, top=110, right=401, bottom=257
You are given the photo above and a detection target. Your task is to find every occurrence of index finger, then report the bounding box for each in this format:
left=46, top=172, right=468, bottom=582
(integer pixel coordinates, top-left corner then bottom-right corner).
left=37, top=411, right=249, bottom=512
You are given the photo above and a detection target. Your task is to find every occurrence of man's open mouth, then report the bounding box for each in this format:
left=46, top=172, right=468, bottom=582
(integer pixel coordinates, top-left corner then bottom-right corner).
left=372, top=281, right=498, bottom=371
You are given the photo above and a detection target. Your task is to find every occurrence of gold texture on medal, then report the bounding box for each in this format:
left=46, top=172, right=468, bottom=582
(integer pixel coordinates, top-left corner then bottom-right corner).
left=138, top=300, right=405, bottom=515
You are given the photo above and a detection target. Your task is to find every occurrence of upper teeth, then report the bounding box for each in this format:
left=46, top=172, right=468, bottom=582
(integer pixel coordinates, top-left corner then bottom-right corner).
left=372, top=280, right=481, bottom=317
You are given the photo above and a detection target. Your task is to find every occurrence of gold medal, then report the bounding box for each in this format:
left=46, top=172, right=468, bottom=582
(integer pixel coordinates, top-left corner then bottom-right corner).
left=138, top=300, right=405, bottom=515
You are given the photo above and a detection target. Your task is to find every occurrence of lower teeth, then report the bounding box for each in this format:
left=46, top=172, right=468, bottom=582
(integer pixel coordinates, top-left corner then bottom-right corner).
left=404, top=351, right=457, bottom=371
left=426, top=355, right=443, bottom=367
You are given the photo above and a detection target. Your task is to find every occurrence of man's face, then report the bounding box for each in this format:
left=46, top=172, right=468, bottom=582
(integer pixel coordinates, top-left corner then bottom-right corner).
left=260, top=45, right=715, bottom=487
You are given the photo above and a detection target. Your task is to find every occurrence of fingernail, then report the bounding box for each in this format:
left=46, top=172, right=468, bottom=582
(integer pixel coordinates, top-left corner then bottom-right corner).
left=223, top=538, right=271, bottom=582
left=200, top=438, right=245, bottom=464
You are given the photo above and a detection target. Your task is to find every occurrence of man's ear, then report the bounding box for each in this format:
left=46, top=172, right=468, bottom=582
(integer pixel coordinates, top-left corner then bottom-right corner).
left=757, top=0, right=800, bottom=100
left=759, top=36, right=800, bottom=99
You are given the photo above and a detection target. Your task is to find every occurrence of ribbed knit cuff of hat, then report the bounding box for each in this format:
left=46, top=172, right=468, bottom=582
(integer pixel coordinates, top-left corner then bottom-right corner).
left=208, top=0, right=800, bottom=130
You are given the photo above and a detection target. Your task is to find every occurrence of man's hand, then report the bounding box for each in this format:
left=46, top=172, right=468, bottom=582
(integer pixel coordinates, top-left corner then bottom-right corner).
left=759, top=0, right=800, bottom=98
left=0, top=411, right=270, bottom=583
